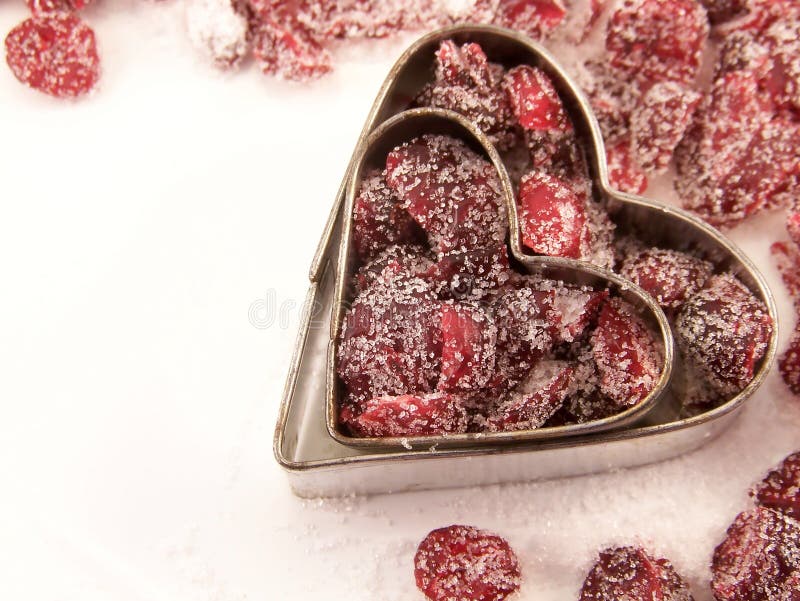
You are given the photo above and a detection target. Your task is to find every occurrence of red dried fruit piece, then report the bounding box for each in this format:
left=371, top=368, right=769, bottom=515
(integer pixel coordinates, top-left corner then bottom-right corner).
left=187, top=0, right=251, bottom=69
left=354, top=244, right=434, bottom=293
left=345, top=392, right=468, bottom=437
left=630, top=82, right=701, bottom=174
left=606, top=141, right=648, bottom=195
left=417, top=41, right=516, bottom=151
left=439, top=303, right=499, bottom=393
left=591, top=297, right=662, bottom=407
left=337, top=274, right=442, bottom=402
left=579, top=546, right=695, bottom=601
left=712, top=507, right=800, bottom=601
left=620, top=248, right=713, bottom=311
left=553, top=286, right=608, bottom=343
left=503, top=65, right=581, bottom=177
left=251, top=16, right=332, bottom=81
left=385, top=134, right=507, bottom=254
left=487, top=360, right=574, bottom=431
left=414, top=525, right=521, bottom=601
left=675, top=273, right=772, bottom=396
left=779, top=324, right=800, bottom=395
left=428, top=245, right=512, bottom=301
left=26, top=0, right=91, bottom=13
left=675, top=71, right=783, bottom=227
left=753, top=451, right=800, bottom=520
left=759, top=18, right=800, bottom=112
left=605, top=0, right=709, bottom=86
left=518, top=171, right=590, bottom=259
left=771, top=240, right=800, bottom=300
left=5, top=13, right=100, bottom=98
left=352, top=169, right=421, bottom=261
left=493, top=0, right=567, bottom=39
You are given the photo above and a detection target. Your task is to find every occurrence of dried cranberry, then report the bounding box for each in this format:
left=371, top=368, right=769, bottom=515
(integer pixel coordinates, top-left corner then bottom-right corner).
left=779, top=324, right=800, bottom=395
left=579, top=546, right=695, bottom=601
left=354, top=244, right=434, bottom=294
left=517, top=171, right=590, bottom=259
left=606, top=0, right=709, bottom=86
left=26, top=0, right=91, bottom=13
left=591, top=297, right=663, bottom=407
left=417, top=41, right=516, bottom=151
left=620, top=248, right=713, bottom=311
left=251, top=16, right=332, bottom=81
left=503, top=65, right=581, bottom=177
left=492, top=0, right=567, bottom=40
left=772, top=240, right=800, bottom=301
left=712, top=507, right=800, bottom=601
left=385, top=135, right=507, bottom=254
left=606, top=141, right=648, bottom=195
left=487, top=360, right=574, bottom=431
left=414, top=525, right=521, bottom=601
left=675, top=273, right=772, bottom=395
left=753, top=451, right=800, bottom=521
left=346, top=392, right=468, bottom=437
left=630, top=82, right=701, bottom=174
left=5, top=13, right=99, bottom=98
left=439, top=303, right=499, bottom=393
left=429, top=245, right=512, bottom=301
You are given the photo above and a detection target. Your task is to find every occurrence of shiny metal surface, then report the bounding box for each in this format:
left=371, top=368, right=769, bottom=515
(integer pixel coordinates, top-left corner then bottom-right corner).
left=274, top=24, right=778, bottom=497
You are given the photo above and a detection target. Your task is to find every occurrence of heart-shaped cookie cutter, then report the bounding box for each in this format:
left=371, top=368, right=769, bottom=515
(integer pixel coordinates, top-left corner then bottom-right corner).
left=328, top=108, right=674, bottom=449
left=274, top=24, right=778, bottom=496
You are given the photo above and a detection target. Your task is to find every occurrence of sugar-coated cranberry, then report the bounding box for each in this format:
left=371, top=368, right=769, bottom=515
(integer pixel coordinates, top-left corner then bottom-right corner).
left=620, top=248, right=713, bottom=311
left=606, top=0, right=709, bottom=86
left=414, top=525, right=521, bottom=601
left=712, top=507, right=800, bottom=601
left=26, top=0, right=91, bottom=13
left=385, top=134, right=507, bottom=254
left=779, top=324, right=800, bottom=395
left=251, top=16, right=332, bottom=81
left=5, top=13, right=100, bottom=98
left=354, top=244, right=434, bottom=294
left=417, top=41, right=517, bottom=151
left=606, top=141, right=648, bottom=195
left=753, top=451, right=800, bottom=521
left=579, top=546, right=695, bottom=601
left=186, top=0, right=251, bottom=69
left=492, top=0, right=568, bottom=40
left=487, top=360, right=574, bottom=431
left=429, top=246, right=512, bottom=301
left=591, top=297, right=663, bottom=407
left=345, top=392, right=468, bottom=437
left=675, top=273, right=772, bottom=395
left=439, top=302, right=499, bottom=393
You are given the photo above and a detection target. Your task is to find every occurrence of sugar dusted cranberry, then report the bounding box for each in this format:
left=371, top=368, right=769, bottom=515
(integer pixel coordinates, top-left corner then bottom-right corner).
left=552, top=286, right=608, bottom=343
left=187, top=0, right=251, bottom=69
left=417, top=41, right=517, bottom=151
left=439, top=302, right=499, bottom=393
left=675, top=273, right=772, bottom=395
left=753, top=451, right=800, bottom=520
left=251, top=17, right=332, bottom=81
left=487, top=360, right=574, bottom=431
left=712, top=507, right=800, bottom=601
left=620, top=248, right=713, bottom=311
left=759, top=18, right=800, bottom=112
left=414, top=525, right=521, bottom=601
left=5, top=13, right=100, bottom=98
left=630, top=82, right=701, bottom=174
left=606, top=0, right=709, bottom=86
left=385, top=134, right=507, bottom=254
left=429, top=245, right=512, bottom=301
left=492, top=0, right=568, bottom=40
left=779, top=325, right=800, bottom=395
left=579, top=546, right=695, bottom=601
left=503, top=65, right=581, bottom=177
left=346, top=392, right=468, bottom=437
left=591, top=298, right=662, bottom=407
left=771, top=239, right=800, bottom=301
left=337, top=274, right=442, bottom=402
left=606, top=141, right=648, bottom=195
left=26, top=0, right=91, bottom=13
left=354, top=244, right=434, bottom=293
left=518, top=171, right=590, bottom=259
left=352, top=169, right=421, bottom=261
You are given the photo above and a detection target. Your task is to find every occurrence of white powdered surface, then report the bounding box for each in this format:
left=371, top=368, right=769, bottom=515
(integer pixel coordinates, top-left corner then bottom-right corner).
left=0, top=1, right=798, bottom=600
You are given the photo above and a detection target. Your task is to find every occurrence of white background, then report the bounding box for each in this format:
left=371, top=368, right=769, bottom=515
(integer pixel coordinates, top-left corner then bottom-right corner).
left=1, top=2, right=799, bottom=599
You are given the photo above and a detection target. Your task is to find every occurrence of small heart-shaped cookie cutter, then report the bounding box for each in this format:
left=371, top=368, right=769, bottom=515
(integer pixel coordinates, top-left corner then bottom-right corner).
left=275, top=24, right=778, bottom=495
left=328, top=108, right=674, bottom=449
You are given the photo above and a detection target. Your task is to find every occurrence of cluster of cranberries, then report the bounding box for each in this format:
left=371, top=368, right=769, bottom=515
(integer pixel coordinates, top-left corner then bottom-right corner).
left=404, top=38, right=773, bottom=425
left=413, top=450, right=800, bottom=600
left=338, top=132, right=665, bottom=437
